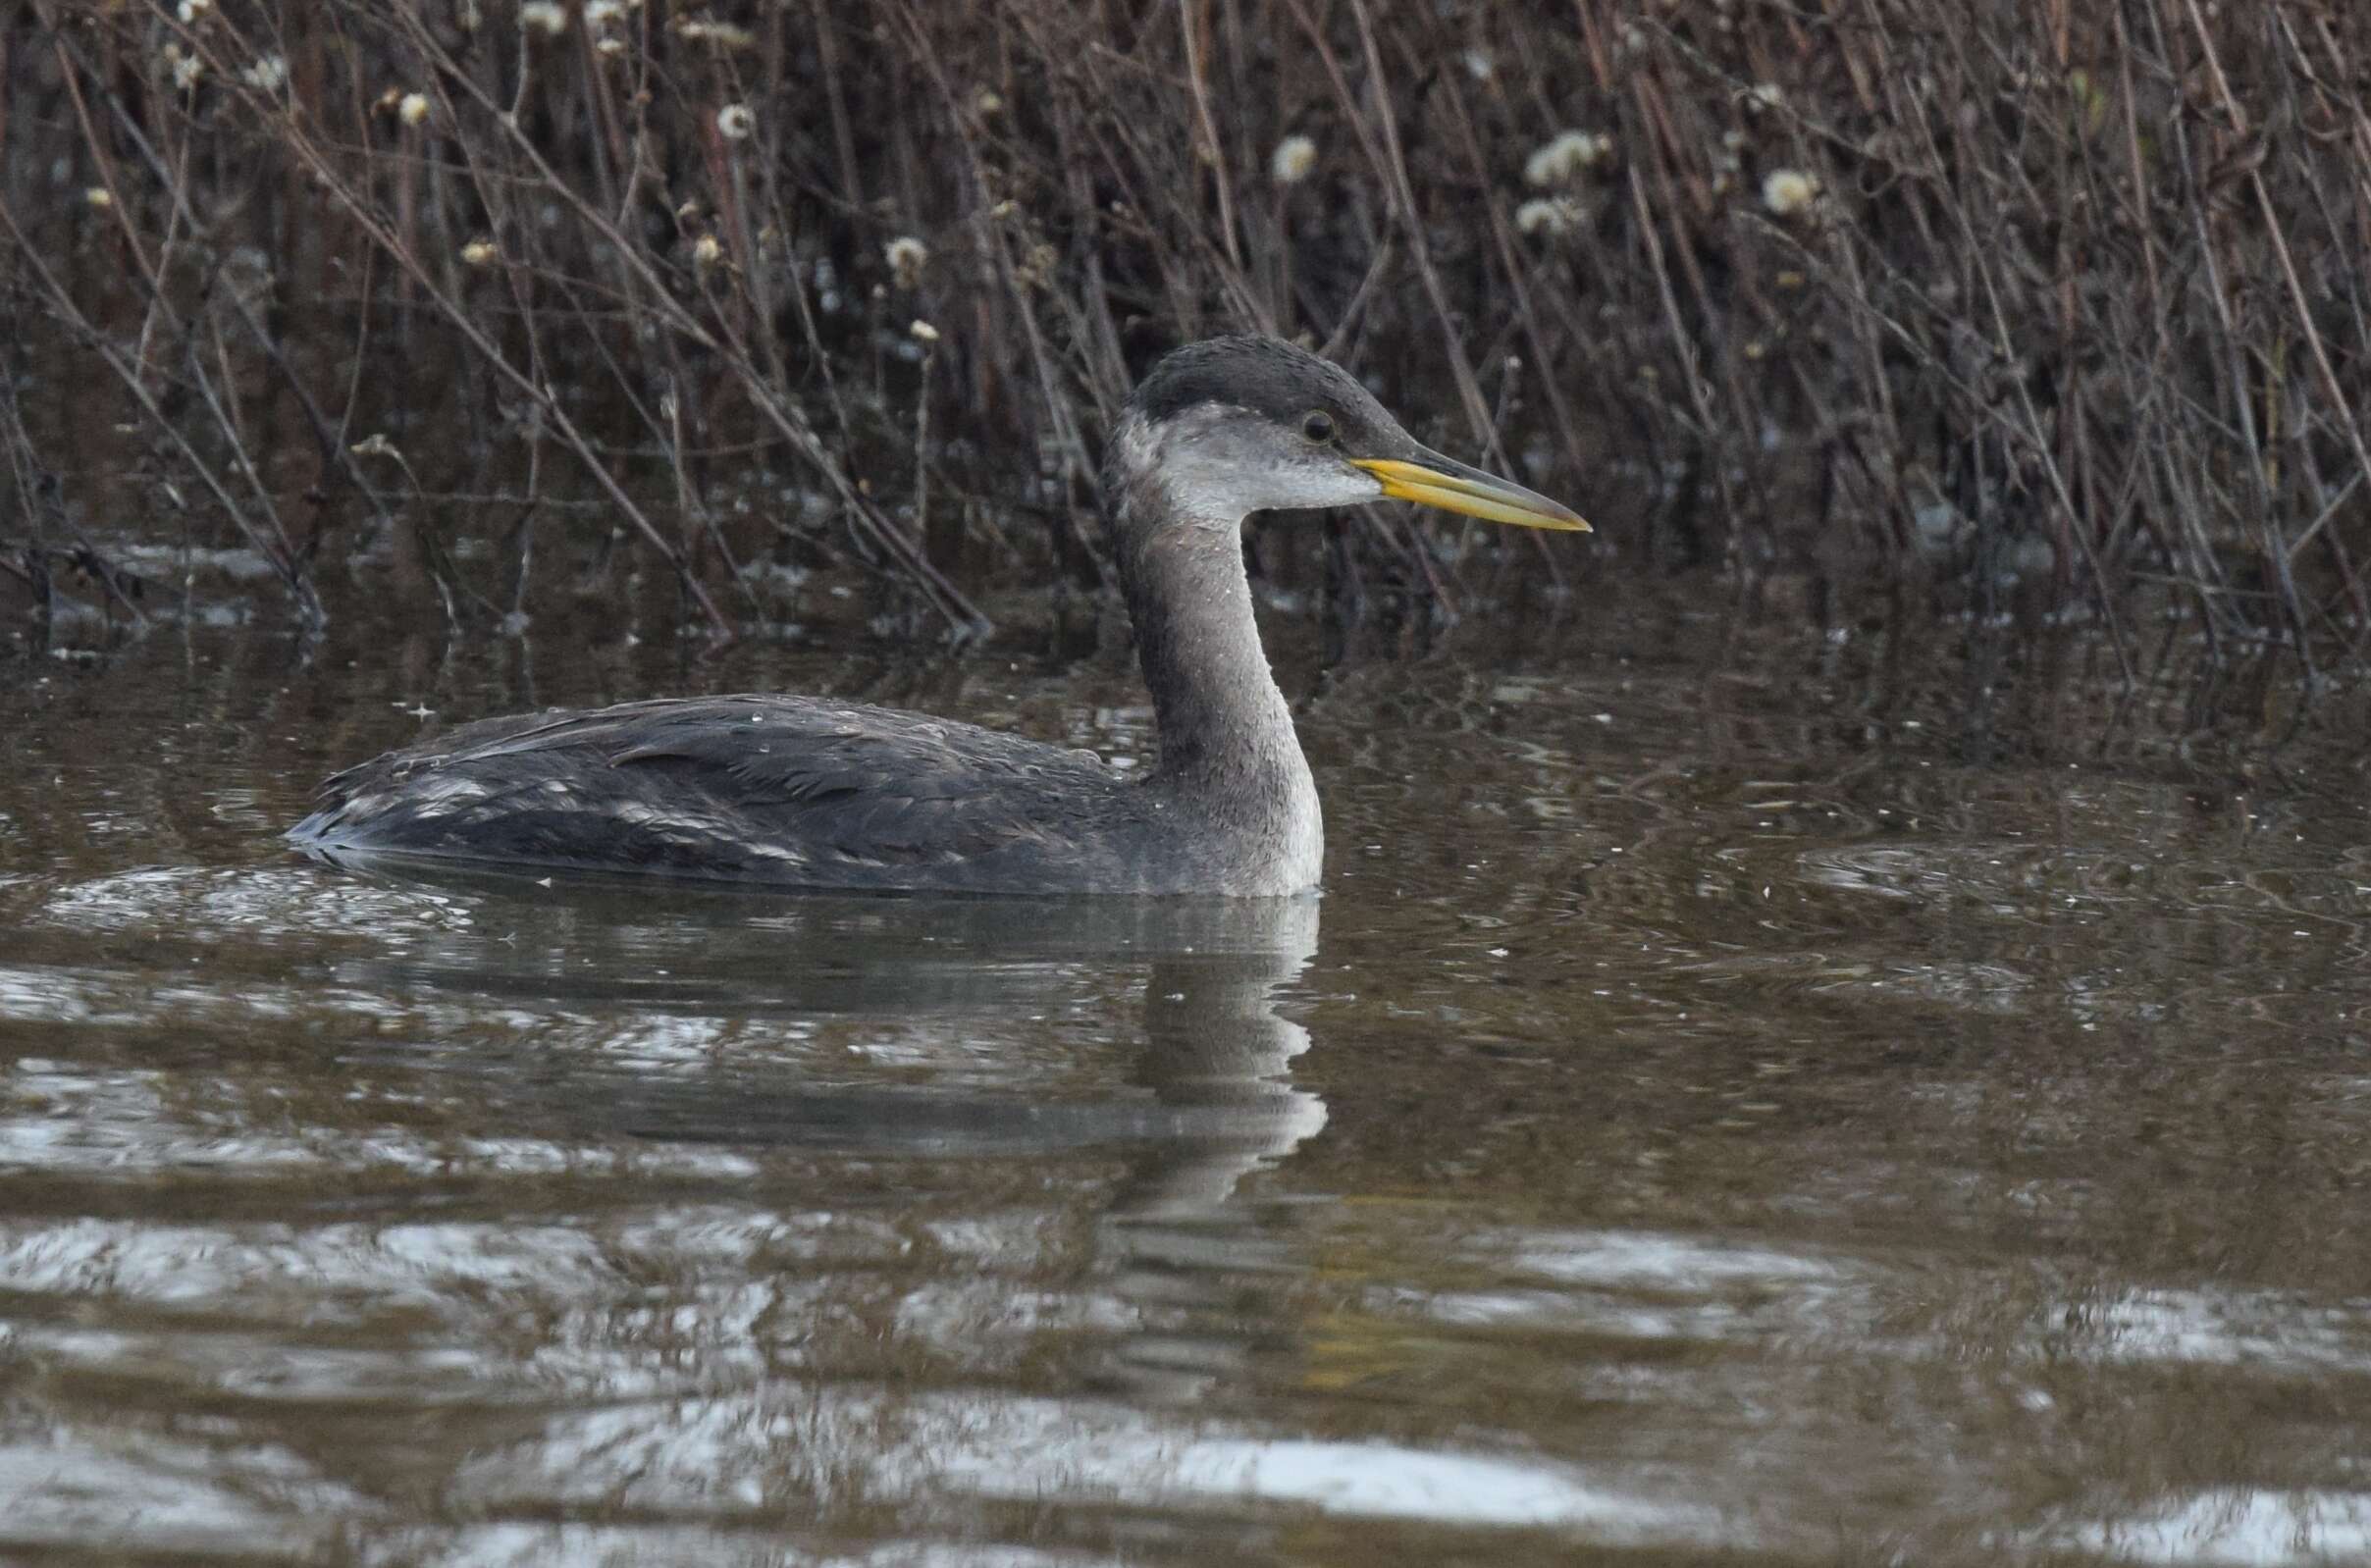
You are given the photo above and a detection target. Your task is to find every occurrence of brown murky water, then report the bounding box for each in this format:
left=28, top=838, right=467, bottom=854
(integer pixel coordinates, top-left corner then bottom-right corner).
left=4, top=584, right=2369, bottom=1566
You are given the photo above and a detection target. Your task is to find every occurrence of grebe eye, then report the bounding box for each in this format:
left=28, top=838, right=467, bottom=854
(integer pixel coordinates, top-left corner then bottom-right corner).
left=1301, top=410, right=1336, bottom=444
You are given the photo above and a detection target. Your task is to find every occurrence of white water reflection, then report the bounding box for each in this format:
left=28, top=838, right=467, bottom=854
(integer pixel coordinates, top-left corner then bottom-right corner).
left=32, top=863, right=478, bottom=939
left=1495, top=1228, right=1844, bottom=1286
left=357, top=1531, right=1126, bottom=1568
left=446, top=1386, right=1732, bottom=1543
left=2081, top=1289, right=2371, bottom=1377
left=2056, top=1489, right=2371, bottom=1566
left=0, top=1434, right=374, bottom=1559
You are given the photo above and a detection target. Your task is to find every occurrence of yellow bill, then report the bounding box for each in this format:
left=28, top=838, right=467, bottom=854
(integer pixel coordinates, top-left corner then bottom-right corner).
left=1353, top=455, right=1589, bottom=532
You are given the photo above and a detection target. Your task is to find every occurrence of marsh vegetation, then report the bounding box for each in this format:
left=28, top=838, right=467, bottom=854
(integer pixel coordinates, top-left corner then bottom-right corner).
left=3, top=0, right=2368, bottom=721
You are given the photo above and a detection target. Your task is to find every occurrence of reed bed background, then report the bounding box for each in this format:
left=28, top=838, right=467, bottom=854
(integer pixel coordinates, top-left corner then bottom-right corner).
left=3, top=0, right=2368, bottom=711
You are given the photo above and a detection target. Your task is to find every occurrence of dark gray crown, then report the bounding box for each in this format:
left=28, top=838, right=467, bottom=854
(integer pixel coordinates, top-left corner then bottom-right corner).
left=1126, top=336, right=1395, bottom=447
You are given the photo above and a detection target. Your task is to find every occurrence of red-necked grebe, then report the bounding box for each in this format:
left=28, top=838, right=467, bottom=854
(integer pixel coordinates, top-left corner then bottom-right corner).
left=291, top=336, right=1587, bottom=894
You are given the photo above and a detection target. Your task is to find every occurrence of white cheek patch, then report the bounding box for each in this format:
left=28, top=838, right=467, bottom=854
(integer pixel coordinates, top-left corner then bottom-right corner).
left=1249, top=460, right=1388, bottom=513
left=1130, top=405, right=1385, bottom=521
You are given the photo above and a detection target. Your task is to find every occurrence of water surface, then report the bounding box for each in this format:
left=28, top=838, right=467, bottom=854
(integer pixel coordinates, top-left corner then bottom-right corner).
left=3, top=596, right=2368, bottom=1565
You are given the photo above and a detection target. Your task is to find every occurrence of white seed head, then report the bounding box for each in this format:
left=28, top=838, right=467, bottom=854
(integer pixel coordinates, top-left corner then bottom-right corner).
left=676, top=19, right=756, bottom=49
left=585, top=0, right=627, bottom=25
left=1746, top=81, right=1784, bottom=114
left=1762, top=168, right=1818, bottom=216
left=715, top=103, right=756, bottom=140
left=974, top=87, right=1003, bottom=117
left=884, top=235, right=928, bottom=289
left=398, top=91, right=431, bottom=127
left=693, top=233, right=723, bottom=268
left=84, top=186, right=113, bottom=209
left=595, top=36, right=624, bottom=56
left=177, top=0, right=211, bottom=22
left=238, top=54, right=290, bottom=93
left=1514, top=195, right=1584, bottom=237
left=909, top=318, right=940, bottom=343
left=461, top=237, right=500, bottom=267
left=1524, top=130, right=1611, bottom=186
left=1269, top=133, right=1318, bottom=185
left=171, top=51, right=204, bottom=90
left=520, top=2, right=568, bottom=36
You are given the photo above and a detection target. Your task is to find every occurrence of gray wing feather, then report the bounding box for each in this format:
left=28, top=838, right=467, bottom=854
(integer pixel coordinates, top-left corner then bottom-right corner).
left=298, top=695, right=1120, bottom=880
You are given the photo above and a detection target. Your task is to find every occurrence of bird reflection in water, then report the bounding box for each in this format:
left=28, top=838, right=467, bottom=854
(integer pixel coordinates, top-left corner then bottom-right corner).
left=315, top=868, right=1326, bottom=1404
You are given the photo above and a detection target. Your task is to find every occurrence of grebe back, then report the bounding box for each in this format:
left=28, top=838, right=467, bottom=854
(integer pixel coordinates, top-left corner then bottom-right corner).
left=290, top=337, right=1586, bottom=895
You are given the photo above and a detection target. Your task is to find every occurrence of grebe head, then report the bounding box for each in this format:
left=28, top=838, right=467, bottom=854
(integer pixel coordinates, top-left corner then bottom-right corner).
left=1106, top=336, right=1590, bottom=538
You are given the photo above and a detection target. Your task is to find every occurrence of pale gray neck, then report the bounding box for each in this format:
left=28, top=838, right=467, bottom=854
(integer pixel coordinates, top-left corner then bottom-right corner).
left=1117, top=508, right=1305, bottom=798
left=1101, top=409, right=1323, bottom=889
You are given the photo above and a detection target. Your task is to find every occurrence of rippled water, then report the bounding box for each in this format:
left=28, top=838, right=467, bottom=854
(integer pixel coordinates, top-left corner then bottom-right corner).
left=4, top=595, right=2369, bottom=1565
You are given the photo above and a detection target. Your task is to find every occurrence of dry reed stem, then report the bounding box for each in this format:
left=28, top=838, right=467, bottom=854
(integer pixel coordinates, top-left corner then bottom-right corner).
left=0, top=0, right=2358, bottom=714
